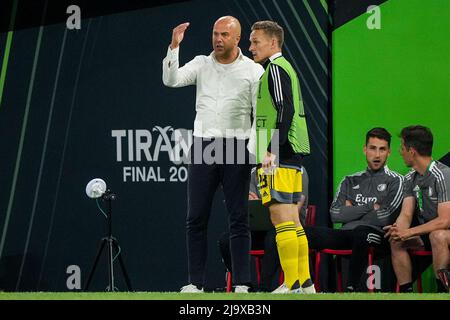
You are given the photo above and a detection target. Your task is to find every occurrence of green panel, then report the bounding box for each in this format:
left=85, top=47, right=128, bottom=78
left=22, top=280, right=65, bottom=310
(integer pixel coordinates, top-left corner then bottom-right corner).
left=333, top=0, right=450, bottom=181
left=0, top=0, right=18, bottom=109
left=333, top=0, right=450, bottom=292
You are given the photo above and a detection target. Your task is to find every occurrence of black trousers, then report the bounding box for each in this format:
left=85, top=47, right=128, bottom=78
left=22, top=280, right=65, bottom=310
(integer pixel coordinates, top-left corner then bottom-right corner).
left=305, top=225, right=390, bottom=291
left=186, top=137, right=251, bottom=286
left=218, top=229, right=281, bottom=291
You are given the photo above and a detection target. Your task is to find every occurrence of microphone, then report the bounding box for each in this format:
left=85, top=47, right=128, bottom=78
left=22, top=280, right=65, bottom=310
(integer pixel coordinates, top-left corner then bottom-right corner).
left=86, top=178, right=107, bottom=199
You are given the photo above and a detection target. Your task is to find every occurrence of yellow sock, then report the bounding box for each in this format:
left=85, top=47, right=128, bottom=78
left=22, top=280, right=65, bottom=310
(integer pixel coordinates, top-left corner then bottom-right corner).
left=275, top=221, right=298, bottom=289
left=296, top=225, right=312, bottom=286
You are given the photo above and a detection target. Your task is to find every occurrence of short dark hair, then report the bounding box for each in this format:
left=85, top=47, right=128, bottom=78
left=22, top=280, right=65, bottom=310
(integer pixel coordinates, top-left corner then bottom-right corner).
left=251, top=20, right=284, bottom=48
left=400, top=125, right=433, bottom=156
left=366, top=127, right=391, bottom=147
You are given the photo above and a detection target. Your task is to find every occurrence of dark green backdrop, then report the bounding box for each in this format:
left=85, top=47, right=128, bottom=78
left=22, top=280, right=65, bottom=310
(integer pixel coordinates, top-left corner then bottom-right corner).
left=0, top=0, right=330, bottom=291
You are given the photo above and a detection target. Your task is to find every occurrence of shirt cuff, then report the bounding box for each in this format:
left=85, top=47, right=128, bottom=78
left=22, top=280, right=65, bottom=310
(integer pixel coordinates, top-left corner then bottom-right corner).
left=167, top=46, right=179, bottom=60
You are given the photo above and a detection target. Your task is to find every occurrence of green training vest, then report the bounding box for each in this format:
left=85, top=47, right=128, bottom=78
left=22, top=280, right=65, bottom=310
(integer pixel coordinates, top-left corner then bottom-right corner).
left=255, top=56, right=310, bottom=163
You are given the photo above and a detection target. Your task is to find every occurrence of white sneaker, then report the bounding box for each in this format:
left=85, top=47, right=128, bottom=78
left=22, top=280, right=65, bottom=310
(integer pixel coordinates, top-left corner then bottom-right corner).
left=272, top=283, right=289, bottom=294
left=301, top=284, right=316, bottom=294
left=180, top=284, right=204, bottom=293
left=271, top=283, right=301, bottom=294
left=234, top=285, right=250, bottom=293
left=291, top=287, right=302, bottom=293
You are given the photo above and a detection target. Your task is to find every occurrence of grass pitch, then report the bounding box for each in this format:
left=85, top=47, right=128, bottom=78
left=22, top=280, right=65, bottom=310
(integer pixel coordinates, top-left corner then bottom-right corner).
left=0, top=292, right=448, bottom=300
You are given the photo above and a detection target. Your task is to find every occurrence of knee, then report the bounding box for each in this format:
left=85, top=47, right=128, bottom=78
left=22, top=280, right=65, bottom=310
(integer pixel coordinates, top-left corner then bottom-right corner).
left=353, top=225, right=370, bottom=236
left=186, top=215, right=208, bottom=231
left=429, top=230, right=448, bottom=247
left=353, top=225, right=381, bottom=245
left=218, top=232, right=229, bottom=248
left=390, top=240, right=405, bottom=254
left=229, top=215, right=249, bottom=232
left=229, top=225, right=250, bottom=238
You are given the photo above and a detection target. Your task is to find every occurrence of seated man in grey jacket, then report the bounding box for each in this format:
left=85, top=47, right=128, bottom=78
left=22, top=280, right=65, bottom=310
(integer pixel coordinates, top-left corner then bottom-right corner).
left=305, top=127, right=403, bottom=291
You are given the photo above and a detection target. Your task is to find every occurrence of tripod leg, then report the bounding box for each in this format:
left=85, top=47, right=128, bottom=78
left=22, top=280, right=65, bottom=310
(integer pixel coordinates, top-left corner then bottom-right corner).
left=112, top=239, right=133, bottom=291
left=106, top=238, right=116, bottom=292
left=84, top=239, right=107, bottom=291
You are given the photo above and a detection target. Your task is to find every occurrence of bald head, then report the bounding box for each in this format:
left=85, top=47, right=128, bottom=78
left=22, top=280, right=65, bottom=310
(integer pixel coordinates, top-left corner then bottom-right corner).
left=212, top=16, right=241, bottom=63
left=214, top=16, right=241, bottom=37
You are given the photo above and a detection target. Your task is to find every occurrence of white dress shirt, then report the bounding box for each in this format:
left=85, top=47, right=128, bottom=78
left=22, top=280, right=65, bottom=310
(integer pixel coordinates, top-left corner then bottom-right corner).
left=162, top=46, right=264, bottom=139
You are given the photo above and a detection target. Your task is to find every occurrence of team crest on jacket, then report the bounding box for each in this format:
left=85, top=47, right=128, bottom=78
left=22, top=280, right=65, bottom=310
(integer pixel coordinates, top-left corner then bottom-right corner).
left=413, top=185, right=421, bottom=199
left=428, top=186, right=433, bottom=197
left=377, top=184, right=387, bottom=192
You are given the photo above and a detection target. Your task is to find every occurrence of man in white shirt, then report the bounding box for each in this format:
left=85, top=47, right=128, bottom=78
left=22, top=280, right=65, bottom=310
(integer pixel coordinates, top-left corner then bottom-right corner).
left=162, top=16, right=264, bottom=293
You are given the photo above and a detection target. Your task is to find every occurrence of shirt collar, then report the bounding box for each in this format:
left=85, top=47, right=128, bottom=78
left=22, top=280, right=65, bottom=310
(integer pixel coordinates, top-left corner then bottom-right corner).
left=269, top=52, right=282, bottom=61
left=366, top=166, right=387, bottom=176
left=421, top=160, right=435, bottom=177
left=263, top=52, right=282, bottom=69
left=411, top=160, right=435, bottom=177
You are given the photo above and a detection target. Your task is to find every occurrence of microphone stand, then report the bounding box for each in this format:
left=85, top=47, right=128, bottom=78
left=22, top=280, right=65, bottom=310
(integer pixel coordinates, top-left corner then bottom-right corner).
left=84, top=190, right=132, bottom=291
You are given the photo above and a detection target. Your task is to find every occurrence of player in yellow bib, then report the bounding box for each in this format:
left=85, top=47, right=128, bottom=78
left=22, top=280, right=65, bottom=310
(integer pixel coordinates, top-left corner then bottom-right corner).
left=248, top=20, right=314, bottom=294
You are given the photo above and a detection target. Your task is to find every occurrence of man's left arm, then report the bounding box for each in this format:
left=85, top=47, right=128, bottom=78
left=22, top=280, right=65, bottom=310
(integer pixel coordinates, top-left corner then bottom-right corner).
left=250, top=64, right=264, bottom=117
left=267, top=64, right=294, bottom=152
left=392, top=168, right=450, bottom=240
left=247, top=65, right=264, bottom=157
left=397, top=202, right=450, bottom=239
left=362, top=175, right=404, bottom=227
left=263, top=64, right=294, bottom=169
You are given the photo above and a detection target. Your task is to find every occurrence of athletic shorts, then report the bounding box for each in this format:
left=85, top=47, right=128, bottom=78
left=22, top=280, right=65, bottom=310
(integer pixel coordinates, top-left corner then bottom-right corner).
left=257, top=166, right=302, bottom=206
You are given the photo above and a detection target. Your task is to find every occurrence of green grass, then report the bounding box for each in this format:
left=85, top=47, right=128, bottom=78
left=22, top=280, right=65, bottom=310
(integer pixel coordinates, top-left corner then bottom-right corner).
left=0, top=292, right=448, bottom=300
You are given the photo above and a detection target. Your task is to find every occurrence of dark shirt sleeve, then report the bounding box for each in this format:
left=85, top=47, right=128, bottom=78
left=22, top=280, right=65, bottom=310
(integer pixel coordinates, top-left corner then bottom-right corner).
left=330, top=177, right=373, bottom=223
left=361, top=175, right=404, bottom=226
left=403, top=173, right=414, bottom=198
left=436, top=167, right=450, bottom=203
left=267, top=64, right=294, bottom=154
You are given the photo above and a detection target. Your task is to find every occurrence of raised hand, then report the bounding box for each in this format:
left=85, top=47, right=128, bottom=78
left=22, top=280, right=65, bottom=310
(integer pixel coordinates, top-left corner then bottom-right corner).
left=170, top=22, right=190, bottom=49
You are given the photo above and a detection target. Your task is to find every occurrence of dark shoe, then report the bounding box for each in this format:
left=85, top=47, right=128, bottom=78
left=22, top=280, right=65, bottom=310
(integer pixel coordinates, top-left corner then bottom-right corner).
left=437, top=269, right=449, bottom=292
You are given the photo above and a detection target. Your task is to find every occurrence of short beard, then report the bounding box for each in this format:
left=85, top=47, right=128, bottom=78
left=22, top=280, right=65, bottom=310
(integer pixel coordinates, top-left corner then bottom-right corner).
left=215, top=46, right=237, bottom=61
